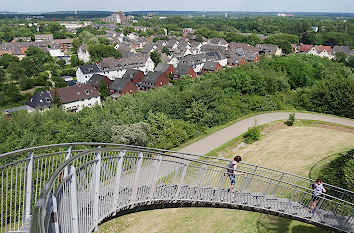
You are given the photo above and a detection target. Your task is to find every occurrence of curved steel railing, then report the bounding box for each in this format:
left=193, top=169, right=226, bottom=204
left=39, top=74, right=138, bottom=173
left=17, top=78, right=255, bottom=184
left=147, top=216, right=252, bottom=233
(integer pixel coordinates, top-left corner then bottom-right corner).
left=0, top=143, right=353, bottom=233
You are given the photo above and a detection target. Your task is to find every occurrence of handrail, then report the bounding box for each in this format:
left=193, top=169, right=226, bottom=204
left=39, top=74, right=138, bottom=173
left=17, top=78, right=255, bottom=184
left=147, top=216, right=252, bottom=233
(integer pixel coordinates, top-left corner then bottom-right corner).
left=30, top=147, right=354, bottom=233
left=0, top=143, right=353, bottom=233
left=1, top=142, right=352, bottom=195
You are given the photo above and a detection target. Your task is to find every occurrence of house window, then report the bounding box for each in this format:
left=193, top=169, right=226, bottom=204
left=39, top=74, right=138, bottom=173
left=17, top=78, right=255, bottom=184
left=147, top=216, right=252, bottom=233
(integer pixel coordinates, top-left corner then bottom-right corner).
left=160, top=82, right=162, bottom=85
left=84, top=90, right=89, bottom=95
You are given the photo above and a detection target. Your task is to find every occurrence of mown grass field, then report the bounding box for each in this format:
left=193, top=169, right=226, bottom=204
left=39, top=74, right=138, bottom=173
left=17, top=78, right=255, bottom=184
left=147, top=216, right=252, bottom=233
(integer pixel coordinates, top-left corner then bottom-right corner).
left=98, top=125, right=354, bottom=233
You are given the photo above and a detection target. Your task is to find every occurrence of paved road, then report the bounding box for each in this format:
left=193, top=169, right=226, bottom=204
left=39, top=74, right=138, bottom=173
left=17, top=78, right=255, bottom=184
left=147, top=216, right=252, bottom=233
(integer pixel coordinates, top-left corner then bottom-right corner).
left=179, top=112, right=354, bottom=156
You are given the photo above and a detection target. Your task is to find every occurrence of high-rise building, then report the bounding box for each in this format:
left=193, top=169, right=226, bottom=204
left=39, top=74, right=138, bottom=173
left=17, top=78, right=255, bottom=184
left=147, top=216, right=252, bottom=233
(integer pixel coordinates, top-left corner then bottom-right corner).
left=103, top=11, right=126, bottom=24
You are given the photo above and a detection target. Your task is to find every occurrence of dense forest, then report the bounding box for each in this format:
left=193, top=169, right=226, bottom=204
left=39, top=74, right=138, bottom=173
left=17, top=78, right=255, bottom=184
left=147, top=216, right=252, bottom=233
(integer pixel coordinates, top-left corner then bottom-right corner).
left=0, top=54, right=352, bottom=155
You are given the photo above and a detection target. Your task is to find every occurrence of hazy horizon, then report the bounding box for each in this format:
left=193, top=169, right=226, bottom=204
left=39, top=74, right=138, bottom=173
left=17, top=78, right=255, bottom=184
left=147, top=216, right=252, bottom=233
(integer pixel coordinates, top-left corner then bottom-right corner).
left=1, top=0, right=353, bottom=14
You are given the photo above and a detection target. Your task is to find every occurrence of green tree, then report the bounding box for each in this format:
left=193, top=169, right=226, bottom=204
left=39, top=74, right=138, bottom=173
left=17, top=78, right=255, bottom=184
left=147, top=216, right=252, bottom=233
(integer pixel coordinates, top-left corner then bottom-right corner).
left=98, top=37, right=110, bottom=45
left=20, top=57, right=39, bottom=77
left=4, top=84, right=22, bottom=102
left=7, top=61, right=25, bottom=80
left=162, top=46, right=170, bottom=55
left=150, top=51, right=161, bottom=66
left=347, top=56, right=354, bottom=68
left=0, top=54, right=19, bottom=69
left=88, top=44, right=122, bottom=62
left=72, top=38, right=81, bottom=54
left=264, top=33, right=298, bottom=54
left=99, top=80, right=110, bottom=98
left=0, top=69, right=6, bottom=82
left=19, top=77, right=34, bottom=90
left=335, top=52, right=347, bottom=63
left=52, top=90, right=62, bottom=107
left=112, top=122, right=151, bottom=146
left=26, top=47, right=52, bottom=64
left=70, top=54, right=83, bottom=67
left=123, top=26, right=135, bottom=36
left=56, top=59, right=66, bottom=68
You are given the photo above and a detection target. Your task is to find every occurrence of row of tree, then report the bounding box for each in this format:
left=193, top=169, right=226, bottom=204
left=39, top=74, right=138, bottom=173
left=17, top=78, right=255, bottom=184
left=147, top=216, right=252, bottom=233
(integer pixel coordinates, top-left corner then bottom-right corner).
left=0, top=54, right=352, bottom=156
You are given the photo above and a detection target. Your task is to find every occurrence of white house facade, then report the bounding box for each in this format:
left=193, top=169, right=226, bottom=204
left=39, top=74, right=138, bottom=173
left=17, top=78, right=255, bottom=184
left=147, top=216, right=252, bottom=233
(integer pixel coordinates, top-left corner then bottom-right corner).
left=78, top=44, right=90, bottom=63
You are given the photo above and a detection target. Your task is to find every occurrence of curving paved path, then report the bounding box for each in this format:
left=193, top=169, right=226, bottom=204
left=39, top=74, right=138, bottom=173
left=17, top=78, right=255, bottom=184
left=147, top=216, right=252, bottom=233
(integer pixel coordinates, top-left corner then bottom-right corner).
left=179, top=112, right=354, bottom=156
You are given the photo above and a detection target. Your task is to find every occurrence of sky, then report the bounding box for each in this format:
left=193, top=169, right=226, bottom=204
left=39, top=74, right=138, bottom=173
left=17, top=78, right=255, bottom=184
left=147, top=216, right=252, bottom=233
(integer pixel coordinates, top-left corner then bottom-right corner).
left=1, top=0, right=354, bottom=13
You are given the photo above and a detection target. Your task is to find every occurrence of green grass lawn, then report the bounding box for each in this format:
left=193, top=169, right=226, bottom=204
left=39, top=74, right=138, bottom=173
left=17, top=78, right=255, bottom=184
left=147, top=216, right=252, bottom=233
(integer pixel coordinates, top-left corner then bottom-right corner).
left=98, top=125, right=354, bottom=233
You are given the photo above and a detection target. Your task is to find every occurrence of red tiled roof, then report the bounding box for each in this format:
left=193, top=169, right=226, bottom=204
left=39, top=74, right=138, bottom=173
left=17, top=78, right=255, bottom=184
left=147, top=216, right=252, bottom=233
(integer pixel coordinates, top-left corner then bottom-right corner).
left=316, top=45, right=331, bottom=52
left=299, top=44, right=314, bottom=52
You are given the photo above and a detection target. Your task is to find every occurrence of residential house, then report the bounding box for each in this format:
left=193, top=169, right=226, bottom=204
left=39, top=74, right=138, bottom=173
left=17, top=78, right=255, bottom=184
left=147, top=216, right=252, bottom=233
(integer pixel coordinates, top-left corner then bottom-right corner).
left=35, top=34, right=53, bottom=42
left=228, top=55, right=246, bottom=67
left=207, top=38, right=228, bottom=47
left=330, top=45, right=351, bottom=58
left=180, top=54, right=206, bottom=74
left=48, top=45, right=65, bottom=58
left=49, top=84, right=101, bottom=112
left=291, top=44, right=298, bottom=53
left=87, top=74, right=113, bottom=91
left=76, top=64, right=102, bottom=83
left=109, top=78, right=138, bottom=97
left=205, top=51, right=228, bottom=67
left=256, top=44, right=282, bottom=56
left=201, top=61, right=222, bottom=74
left=154, top=40, right=168, bottom=52
left=138, top=71, right=169, bottom=90
left=154, top=63, right=175, bottom=77
left=11, top=37, right=31, bottom=42
left=299, top=44, right=314, bottom=53
left=122, top=69, right=146, bottom=85
left=52, top=38, right=74, bottom=51
left=166, top=40, right=179, bottom=49
left=308, top=45, right=331, bottom=58
left=98, top=57, right=127, bottom=80
left=244, top=52, right=259, bottom=63
left=141, top=43, right=155, bottom=54
left=116, top=55, right=154, bottom=74
left=77, top=44, right=90, bottom=63
left=228, top=42, right=255, bottom=50
left=26, top=91, right=52, bottom=112
left=173, top=64, right=196, bottom=79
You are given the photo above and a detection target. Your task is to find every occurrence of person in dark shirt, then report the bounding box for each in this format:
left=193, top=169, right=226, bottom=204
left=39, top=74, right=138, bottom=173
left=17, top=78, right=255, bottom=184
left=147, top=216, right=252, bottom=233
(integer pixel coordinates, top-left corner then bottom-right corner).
left=227, top=156, right=246, bottom=197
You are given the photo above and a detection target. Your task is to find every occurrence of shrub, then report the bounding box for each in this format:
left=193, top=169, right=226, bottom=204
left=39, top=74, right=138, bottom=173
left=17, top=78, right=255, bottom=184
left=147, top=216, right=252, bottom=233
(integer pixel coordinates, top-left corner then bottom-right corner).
left=286, top=113, right=296, bottom=126
left=244, top=122, right=261, bottom=143
left=319, top=149, right=353, bottom=191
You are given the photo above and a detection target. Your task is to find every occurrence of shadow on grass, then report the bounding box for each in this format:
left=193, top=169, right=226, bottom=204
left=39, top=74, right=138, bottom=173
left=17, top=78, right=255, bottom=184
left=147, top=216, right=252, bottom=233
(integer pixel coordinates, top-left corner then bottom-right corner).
left=256, top=214, right=330, bottom=233
left=308, top=154, right=338, bottom=179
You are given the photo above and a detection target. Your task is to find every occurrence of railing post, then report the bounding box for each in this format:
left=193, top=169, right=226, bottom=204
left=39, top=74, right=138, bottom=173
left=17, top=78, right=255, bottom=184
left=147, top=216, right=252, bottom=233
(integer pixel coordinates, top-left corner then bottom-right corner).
left=245, top=166, right=257, bottom=192
left=271, top=172, right=285, bottom=195
left=194, top=164, right=207, bottom=200
left=311, top=196, right=325, bottom=218
left=25, top=152, right=34, bottom=221
left=131, top=153, right=143, bottom=203
left=284, top=187, right=298, bottom=213
left=111, top=151, right=126, bottom=212
left=174, top=162, right=189, bottom=199
left=240, top=166, right=257, bottom=193
left=63, top=147, right=72, bottom=178
left=50, top=194, right=60, bottom=233
left=148, top=155, right=162, bottom=200
left=92, top=151, right=101, bottom=230
left=70, top=167, right=79, bottom=233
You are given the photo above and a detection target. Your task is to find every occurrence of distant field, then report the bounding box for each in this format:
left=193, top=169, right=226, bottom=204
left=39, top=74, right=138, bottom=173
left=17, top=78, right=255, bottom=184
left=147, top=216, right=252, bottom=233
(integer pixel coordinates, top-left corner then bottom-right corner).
left=98, top=126, right=354, bottom=233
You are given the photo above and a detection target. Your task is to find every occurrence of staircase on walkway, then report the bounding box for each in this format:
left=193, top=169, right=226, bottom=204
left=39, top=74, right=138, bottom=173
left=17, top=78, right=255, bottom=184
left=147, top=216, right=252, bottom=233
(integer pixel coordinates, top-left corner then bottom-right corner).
left=0, top=143, right=353, bottom=233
